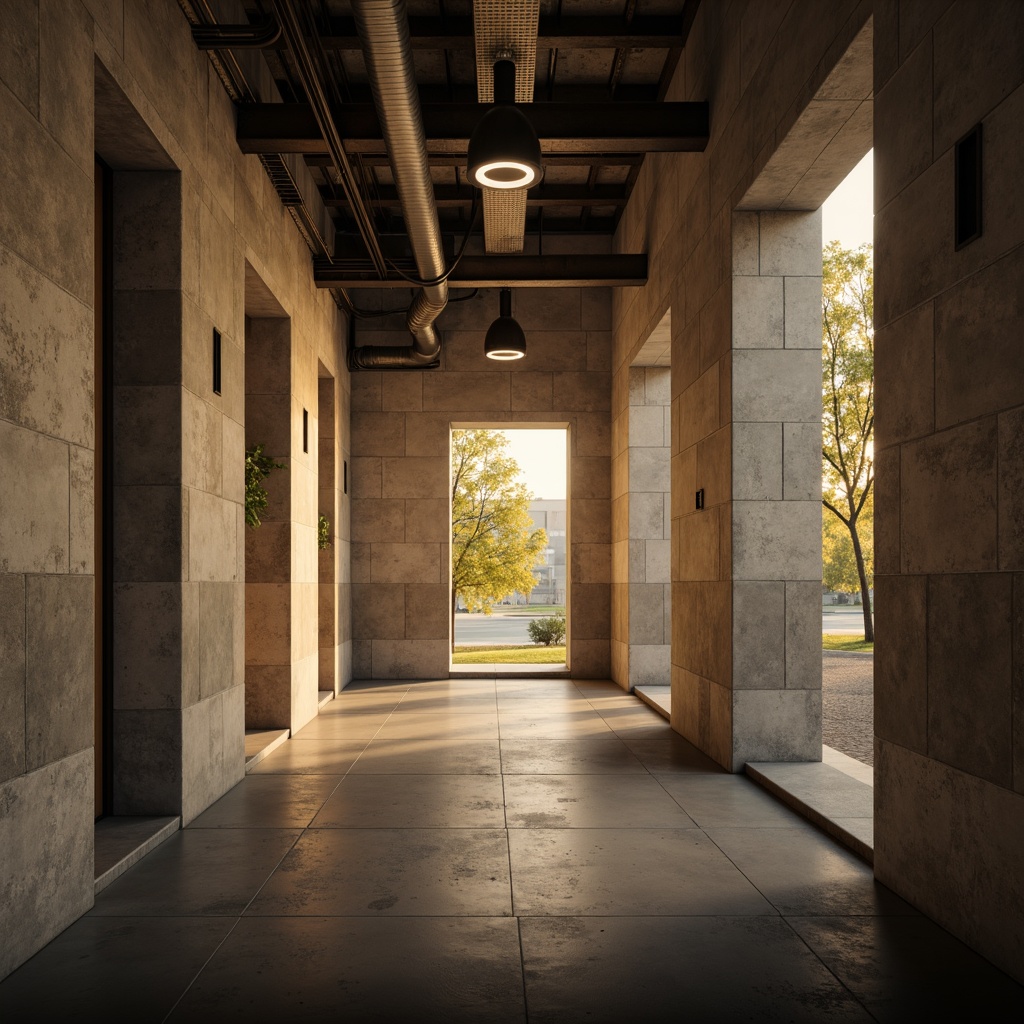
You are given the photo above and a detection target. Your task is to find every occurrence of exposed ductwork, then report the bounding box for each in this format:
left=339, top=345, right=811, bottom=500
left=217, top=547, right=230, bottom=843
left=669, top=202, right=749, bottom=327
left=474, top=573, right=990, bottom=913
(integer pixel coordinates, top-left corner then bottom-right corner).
left=349, top=0, right=448, bottom=369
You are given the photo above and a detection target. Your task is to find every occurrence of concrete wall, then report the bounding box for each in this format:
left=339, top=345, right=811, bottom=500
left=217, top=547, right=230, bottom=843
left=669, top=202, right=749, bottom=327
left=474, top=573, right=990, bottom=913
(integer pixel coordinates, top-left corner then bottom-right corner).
left=872, top=0, right=1024, bottom=984
left=0, top=0, right=349, bottom=978
left=613, top=0, right=869, bottom=768
left=613, top=366, right=672, bottom=688
left=349, top=286, right=611, bottom=679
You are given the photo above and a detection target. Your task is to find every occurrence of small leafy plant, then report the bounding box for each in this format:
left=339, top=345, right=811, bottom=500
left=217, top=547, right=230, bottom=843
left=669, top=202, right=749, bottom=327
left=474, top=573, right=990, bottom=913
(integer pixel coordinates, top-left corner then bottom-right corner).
left=245, top=444, right=286, bottom=529
left=527, top=614, right=566, bottom=647
left=318, top=514, right=332, bottom=550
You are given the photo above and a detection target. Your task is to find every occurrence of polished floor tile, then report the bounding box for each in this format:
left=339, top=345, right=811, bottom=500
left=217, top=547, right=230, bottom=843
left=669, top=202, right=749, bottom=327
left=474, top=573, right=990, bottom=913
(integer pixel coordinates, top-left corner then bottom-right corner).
left=188, top=775, right=342, bottom=827
left=705, top=826, right=915, bottom=916
left=291, top=711, right=391, bottom=739
left=247, top=828, right=513, bottom=917
left=88, top=829, right=301, bottom=916
left=373, top=711, right=500, bottom=740
left=620, top=734, right=724, bottom=774
left=170, top=917, right=526, bottom=1023
left=657, top=773, right=815, bottom=828
left=311, top=773, right=506, bottom=828
left=520, top=916, right=874, bottom=1023
left=498, top=710, right=614, bottom=739
left=350, top=738, right=502, bottom=774
left=0, top=917, right=233, bottom=1020
left=3, top=676, right=1021, bottom=1021
left=509, top=829, right=774, bottom=916
left=499, top=737, right=647, bottom=774
left=788, top=915, right=1024, bottom=1022
left=496, top=679, right=582, bottom=699
left=504, top=774, right=697, bottom=829
left=247, top=737, right=368, bottom=775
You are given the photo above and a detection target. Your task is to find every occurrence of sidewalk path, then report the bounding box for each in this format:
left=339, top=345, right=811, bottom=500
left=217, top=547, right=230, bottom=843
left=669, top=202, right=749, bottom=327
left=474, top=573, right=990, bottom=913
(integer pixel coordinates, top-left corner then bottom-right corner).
left=822, top=653, right=873, bottom=766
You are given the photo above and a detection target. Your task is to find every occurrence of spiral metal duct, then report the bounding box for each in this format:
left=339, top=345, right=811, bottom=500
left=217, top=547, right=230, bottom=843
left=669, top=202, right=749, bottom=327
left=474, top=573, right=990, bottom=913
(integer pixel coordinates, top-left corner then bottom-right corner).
left=350, top=0, right=448, bottom=368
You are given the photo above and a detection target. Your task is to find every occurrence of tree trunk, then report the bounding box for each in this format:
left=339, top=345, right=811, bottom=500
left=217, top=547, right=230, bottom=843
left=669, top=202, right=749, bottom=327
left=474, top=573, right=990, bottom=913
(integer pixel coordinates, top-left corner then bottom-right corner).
left=848, top=518, right=874, bottom=643
left=451, top=589, right=457, bottom=654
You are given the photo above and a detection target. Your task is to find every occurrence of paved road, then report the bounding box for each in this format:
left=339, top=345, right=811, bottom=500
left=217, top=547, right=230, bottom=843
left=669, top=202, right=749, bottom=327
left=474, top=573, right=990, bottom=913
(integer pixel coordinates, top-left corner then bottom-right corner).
left=455, top=610, right=873, bottom=645
left=822, top=608, right=873, bottom=634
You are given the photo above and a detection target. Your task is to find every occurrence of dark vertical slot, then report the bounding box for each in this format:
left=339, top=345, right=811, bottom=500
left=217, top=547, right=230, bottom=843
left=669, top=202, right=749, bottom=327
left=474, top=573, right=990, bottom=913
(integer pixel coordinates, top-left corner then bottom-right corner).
left=212, top=328, right=222, bottom=395
left=99, top=158, right=115, bottom=817
left=955, top=123, right=982, bottom=249
left=303, top=408, right=309, bottom=453
left=343, top=459, right=348, bottom=495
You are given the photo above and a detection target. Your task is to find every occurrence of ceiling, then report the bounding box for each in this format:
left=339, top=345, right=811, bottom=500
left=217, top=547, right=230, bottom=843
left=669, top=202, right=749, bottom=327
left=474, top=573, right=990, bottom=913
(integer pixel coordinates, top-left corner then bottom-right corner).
left=187, top=0, right=705, bottom=287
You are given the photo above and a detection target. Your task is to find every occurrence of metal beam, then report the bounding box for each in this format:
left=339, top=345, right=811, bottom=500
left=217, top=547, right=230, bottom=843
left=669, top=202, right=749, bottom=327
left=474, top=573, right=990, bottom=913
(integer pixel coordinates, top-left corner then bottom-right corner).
left=318, top=15, right=692, bottom=50
left=305, top=153, right=645, bottom=168
left=324, top=184, right=628, bottom=209
left=313, top=254, right=648, bottom=288
left=238, top=101, right=709, bottom=155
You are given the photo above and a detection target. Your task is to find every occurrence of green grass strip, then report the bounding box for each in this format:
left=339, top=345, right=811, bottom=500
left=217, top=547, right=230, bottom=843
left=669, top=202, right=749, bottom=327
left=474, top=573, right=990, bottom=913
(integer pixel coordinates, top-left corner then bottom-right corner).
left=822, top=633, right=874, bottom=653
left=452, top=645, right=567, bottom=664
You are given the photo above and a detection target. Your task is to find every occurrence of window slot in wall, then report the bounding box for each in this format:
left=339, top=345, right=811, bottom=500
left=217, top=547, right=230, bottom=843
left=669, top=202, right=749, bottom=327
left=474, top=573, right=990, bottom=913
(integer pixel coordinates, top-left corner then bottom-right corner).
left=343, top=459, right=348, bottom=495
left=212, top=328, right=222, bottom=395
left=955, top=123, right=983, bottom=249
left=303, top=409, right=309, bottom=453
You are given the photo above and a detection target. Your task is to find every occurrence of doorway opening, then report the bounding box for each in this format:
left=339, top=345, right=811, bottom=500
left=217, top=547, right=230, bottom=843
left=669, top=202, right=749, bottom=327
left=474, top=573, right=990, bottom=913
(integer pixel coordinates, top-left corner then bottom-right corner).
left=625, top=312, right=673, bottom=715
left=317, top=365, right=338, bottom=702
left=820, top=150, right=875, bottom=770
left=450, top=426, right=569, bottom=672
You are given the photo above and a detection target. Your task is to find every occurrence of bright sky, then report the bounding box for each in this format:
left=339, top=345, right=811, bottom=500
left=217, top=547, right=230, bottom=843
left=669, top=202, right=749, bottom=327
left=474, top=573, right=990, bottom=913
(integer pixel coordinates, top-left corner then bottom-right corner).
left=498, top=429, right=567, bottom=500
left=822, top=150, right=873, bottom=247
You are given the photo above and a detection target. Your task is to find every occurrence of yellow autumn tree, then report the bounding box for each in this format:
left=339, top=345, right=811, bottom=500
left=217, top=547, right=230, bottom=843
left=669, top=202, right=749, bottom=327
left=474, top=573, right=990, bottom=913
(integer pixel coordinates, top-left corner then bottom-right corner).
left=451, top=430, right=547, bottom=647
left=822, top=241, right=874, bottom=640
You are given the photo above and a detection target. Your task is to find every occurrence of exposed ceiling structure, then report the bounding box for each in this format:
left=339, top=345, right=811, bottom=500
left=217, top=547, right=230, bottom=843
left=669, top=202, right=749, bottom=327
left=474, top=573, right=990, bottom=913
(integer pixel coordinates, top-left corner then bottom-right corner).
left=184, top=0, right=705, bottom=294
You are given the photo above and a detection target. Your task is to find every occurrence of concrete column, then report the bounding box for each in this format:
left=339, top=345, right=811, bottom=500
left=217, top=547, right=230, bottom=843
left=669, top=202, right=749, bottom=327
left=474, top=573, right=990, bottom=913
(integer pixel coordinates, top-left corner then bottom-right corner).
left=671, top=210, right=822, bottom=770
left=626, top=366, right=672, bottom=686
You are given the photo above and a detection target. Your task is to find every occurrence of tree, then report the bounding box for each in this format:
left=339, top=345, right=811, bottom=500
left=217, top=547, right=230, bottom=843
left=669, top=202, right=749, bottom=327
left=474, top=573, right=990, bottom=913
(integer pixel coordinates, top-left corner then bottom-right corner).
left=451, top=430, right=548, bottom=647
left=822, top=241, right=874, bottom=641
left=822, top=493, right=873, bottom=597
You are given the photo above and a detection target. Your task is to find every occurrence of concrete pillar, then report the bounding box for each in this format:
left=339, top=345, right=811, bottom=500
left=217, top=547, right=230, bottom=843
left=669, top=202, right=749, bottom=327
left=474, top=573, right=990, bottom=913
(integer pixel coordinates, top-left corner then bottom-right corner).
left=671, top=210, right=822, bottom=771
left=626, top=366, right=672, bottom=686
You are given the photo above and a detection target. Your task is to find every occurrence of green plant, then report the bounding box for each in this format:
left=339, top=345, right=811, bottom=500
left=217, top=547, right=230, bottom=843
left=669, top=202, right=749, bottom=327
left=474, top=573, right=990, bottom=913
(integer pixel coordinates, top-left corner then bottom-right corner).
left=318, top=514, right=331, bottom=550
left=527, top=614, right=566, bottom=647
left=245, top=444, right=286, bottom=529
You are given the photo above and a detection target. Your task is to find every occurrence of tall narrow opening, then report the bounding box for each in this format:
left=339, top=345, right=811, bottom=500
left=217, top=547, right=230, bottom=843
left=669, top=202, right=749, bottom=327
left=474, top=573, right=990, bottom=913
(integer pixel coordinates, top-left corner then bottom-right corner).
left=820, top=150, right=874, bottom=770
left=93, top=156, right=113, bottom=818
left=243, top=267, right=292, bottom=753
left=450, top=426, right=568, bottom=673
left=625, top=314, right=672, bottom=712
left=317, top=365, right=338, bottom=700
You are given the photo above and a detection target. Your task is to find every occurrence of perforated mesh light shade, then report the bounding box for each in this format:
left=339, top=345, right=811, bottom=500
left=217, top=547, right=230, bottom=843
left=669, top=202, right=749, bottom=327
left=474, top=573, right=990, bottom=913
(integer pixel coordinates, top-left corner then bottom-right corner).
left=484, top=289, right=526, bottom=360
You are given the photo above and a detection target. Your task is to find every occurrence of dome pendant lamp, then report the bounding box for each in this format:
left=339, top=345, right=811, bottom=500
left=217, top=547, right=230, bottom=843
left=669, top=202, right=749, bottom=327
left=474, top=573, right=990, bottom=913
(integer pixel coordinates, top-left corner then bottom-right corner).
left=468, top=58, right=542, bottom=190
left=484, top=289, right=527, bottom=361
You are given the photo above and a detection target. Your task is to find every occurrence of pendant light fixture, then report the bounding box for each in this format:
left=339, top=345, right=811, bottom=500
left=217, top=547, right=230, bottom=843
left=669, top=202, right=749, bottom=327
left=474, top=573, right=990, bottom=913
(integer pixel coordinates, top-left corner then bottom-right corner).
left=484, top=289, right=526, bottom=360
left=467, top=58, right=542, bottom=190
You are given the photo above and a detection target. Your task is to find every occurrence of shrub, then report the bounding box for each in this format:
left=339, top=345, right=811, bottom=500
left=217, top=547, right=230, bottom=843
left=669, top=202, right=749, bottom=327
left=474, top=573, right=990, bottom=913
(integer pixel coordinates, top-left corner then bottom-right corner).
left=527, top=614, right=566, bottom=646
left=318, top=514, right=332, bottom=550
left=245, top=444, right=286, bottom=529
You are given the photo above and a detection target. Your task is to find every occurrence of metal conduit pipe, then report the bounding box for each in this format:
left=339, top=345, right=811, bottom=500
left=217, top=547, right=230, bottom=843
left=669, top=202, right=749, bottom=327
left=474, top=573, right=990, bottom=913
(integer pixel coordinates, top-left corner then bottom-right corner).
left=350, top=0, right=449, bottom=369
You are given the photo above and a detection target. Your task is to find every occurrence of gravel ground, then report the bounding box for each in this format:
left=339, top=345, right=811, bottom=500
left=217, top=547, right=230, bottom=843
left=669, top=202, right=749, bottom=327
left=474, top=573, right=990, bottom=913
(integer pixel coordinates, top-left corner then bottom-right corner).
left=822, top=652, right=874, bottom=766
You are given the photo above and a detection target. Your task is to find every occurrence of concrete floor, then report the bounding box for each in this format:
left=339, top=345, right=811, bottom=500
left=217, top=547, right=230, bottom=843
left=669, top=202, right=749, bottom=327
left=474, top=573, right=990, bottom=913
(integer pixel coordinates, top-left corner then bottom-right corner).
left=2, top=677, right=1022, bottom=1022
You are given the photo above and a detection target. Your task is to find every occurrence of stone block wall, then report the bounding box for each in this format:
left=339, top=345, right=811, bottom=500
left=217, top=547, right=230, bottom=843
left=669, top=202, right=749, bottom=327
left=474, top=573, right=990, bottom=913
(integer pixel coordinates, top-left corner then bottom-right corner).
left=613, top=0, right=862, bottom=768
left=349, top=286, right=611, bottom=679
left=872, top=0, right=1024, bottom=984
left=728, top=210, right=823, bottom=767
left=0, top=0, right=349, bottom=978
left=613, top=367, right=672, bottom=688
